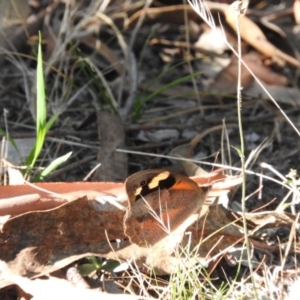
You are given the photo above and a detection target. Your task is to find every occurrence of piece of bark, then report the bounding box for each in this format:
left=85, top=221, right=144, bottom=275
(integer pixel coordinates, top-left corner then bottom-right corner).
left=0, top=192, right=281, bottom=283
left=0, top=171, right=240, bottom=216
left=0, top=182, right=125, bottom=216
left=1, top=173, right=279, bottom=283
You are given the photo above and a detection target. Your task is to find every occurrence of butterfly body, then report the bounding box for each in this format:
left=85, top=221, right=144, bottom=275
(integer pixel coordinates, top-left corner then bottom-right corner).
left=124, top=169, right=210, bottom=247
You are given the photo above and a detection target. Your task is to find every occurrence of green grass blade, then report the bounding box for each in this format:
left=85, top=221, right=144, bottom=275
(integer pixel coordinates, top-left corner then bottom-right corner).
left=35, top=151, right=72, bottom=181
left=27, top=32, right=47, bottom=169
left=36, top=32, right=46, bottom=136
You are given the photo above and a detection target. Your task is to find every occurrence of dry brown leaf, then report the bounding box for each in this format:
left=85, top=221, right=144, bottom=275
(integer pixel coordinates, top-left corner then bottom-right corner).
left=171, top=138, right=214, bottom=177
left=93, top=112, right=128, bottom=182
left=210, top=53, right=289, bottom=95
left=211, top=55, right=253, bottom=94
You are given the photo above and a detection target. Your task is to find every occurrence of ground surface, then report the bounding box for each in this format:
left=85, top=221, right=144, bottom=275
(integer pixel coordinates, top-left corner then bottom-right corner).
left=1, top=0, right=300, bottom=298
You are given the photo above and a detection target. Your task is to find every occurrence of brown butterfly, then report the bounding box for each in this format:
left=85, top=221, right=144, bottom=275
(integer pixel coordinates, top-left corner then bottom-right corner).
left=124, top=169, right=210, bottom=247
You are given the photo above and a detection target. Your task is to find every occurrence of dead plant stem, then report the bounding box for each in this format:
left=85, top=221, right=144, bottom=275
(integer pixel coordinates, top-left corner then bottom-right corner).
left=234, top=2, right=258, bottom=297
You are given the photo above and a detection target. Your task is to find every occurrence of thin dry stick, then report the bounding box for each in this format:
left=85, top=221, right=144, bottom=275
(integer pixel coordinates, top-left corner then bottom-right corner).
left=230, top=1, right=257, bottom=296
left=223, top=119, right=233, bottom=175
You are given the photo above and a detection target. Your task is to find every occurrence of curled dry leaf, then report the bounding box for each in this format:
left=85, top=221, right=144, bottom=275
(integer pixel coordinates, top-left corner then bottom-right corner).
left=211, top=52, right=289, bottom=95
left=93, top=112, right=128, bottom=182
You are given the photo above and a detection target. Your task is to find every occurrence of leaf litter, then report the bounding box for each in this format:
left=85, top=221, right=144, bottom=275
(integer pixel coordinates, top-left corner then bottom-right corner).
left=1, top=0, right=300, bottom=298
